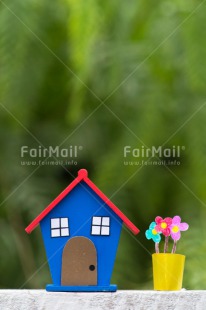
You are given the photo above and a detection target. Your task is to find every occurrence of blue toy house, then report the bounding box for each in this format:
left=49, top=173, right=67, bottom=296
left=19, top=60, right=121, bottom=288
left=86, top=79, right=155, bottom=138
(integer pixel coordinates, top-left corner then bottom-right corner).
left=26, top=169, right=139, bottom=292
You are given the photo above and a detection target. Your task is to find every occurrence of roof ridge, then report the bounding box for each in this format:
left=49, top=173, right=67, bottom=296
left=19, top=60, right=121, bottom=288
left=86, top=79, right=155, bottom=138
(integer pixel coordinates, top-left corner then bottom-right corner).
left=25, top=169, right=139, bottom=235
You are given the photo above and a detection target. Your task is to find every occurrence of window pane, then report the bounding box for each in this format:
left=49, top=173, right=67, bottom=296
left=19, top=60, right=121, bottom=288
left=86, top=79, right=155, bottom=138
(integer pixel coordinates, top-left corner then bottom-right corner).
left=51, top=229, right=60, bottom=237
left=51, top=218, right=60, bottom=229
left=101, top=226, right=110, bottom=235
left=92, top=217, right=101, bottom=225
left=61, top=218, right=68, bottom=227
left=61, top=228, right=69, bottom=236
left=91, top=226, right=101, bottom=235
left=102, top=217, right=110, bottom=226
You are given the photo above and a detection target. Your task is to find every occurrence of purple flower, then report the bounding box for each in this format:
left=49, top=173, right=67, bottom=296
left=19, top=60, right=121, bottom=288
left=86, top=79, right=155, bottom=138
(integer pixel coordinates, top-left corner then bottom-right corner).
left=170, top=216, right=189, bottom=241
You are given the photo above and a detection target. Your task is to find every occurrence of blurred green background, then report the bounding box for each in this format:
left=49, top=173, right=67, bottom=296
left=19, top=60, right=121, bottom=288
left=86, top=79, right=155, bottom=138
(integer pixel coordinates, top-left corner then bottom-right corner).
left=1, top=0, right=206, bottom=289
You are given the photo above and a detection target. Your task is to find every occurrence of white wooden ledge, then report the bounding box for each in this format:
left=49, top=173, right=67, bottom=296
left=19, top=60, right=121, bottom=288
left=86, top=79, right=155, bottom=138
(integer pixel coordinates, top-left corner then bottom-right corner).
left=0, top=290, right=206, bottom=310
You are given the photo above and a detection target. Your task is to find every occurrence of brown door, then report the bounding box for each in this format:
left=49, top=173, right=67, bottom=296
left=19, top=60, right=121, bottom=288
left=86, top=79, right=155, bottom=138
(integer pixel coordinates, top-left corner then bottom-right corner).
left=61, top=236, right=97, bottom=286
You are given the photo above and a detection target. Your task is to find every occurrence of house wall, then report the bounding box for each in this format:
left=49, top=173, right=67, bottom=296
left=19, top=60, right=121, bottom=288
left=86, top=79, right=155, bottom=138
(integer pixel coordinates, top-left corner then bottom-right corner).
left=40, top=181, right=123, bottom=286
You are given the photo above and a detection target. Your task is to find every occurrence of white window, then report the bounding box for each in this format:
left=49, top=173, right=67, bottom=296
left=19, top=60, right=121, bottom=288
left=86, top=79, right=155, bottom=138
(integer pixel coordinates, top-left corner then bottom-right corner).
left=91, top=216, right=110, bottom=236
left=51, top=218, right=70, bottom=238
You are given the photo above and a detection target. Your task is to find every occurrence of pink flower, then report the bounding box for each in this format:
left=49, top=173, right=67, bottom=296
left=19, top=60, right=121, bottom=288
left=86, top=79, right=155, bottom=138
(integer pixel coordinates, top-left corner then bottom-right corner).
left=170, top=216, right=189, bottom=241
left=155, top=216, right=172, bottom=236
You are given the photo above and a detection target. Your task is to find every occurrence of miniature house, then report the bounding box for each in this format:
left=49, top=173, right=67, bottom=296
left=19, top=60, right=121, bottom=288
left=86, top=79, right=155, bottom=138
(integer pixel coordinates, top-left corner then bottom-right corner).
left=25, top=169, right=139, bottom=292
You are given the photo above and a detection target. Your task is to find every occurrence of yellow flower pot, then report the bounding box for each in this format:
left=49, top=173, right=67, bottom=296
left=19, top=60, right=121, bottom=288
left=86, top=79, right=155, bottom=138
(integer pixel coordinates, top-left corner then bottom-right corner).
left=152, top=253, right=185, bottom=291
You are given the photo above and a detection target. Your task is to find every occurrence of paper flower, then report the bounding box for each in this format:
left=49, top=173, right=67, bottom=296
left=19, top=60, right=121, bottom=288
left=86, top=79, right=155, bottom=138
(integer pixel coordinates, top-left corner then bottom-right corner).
left=170, top=216, right=189, bottom=241
left=145, top=222, right=161, bottom=243
left=155, top=216, right=172, bottom=236
left=145, top=215, right=189, bottom=254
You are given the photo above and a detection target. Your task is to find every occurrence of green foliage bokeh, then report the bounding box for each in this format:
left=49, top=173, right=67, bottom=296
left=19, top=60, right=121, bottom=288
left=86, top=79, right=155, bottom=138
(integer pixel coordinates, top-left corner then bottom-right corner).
left=0, top=0, right=206, bottom=289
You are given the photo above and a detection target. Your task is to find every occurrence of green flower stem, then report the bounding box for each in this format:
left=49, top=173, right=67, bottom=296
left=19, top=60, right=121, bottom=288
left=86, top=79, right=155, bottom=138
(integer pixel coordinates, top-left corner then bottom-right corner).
left=155, top=242, right=159, bottom=253
left=164, top=236, right=169, bottom=253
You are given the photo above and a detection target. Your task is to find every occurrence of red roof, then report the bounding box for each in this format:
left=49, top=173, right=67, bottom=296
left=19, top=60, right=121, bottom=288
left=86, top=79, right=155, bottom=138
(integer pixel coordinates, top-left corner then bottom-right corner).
left=25, top=169, right=140, bottom=235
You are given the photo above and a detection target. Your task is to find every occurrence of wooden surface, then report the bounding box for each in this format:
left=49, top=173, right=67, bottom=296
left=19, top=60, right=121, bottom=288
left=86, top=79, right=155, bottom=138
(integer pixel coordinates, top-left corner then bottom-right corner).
left=0, top=290, right=206, bottom=310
